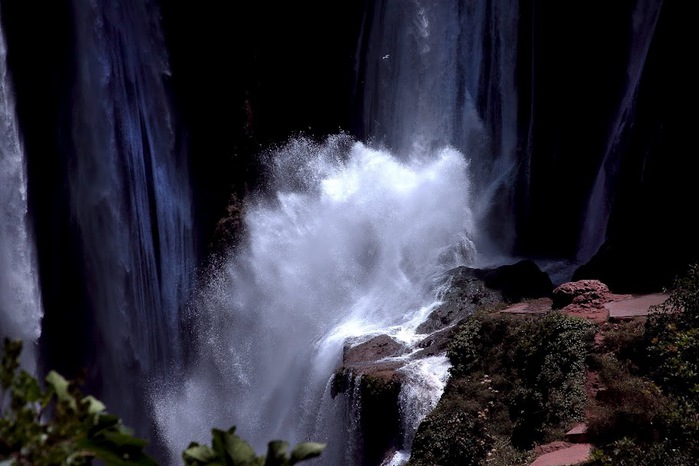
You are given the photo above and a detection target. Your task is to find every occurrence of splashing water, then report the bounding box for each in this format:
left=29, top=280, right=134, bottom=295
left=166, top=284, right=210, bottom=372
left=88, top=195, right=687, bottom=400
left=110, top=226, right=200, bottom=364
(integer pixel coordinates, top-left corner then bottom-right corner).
left=154, top=135, right=474, bottom=463
left=0, top=7, right=43, bottom=373
left=359, top=0, right=519, bottom=256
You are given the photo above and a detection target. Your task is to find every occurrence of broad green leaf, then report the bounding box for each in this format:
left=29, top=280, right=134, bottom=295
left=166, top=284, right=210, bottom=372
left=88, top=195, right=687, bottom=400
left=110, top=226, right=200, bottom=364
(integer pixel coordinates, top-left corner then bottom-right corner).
left=183, top=443, right=218, bottom=465
left=264, top=440, right=290, bottom=466
left=102, top=429, right=149, bottom=448
left=289, top=442, right=325, bottom=464
left=212, top=427, right=259, bottom=466
left=88, top=413, right=121, bottom=436
left=78, top=438, right=158, bottom=466
left=83, top=395, right=106, bottom=415
left=46, top=370, right=74, bottom=406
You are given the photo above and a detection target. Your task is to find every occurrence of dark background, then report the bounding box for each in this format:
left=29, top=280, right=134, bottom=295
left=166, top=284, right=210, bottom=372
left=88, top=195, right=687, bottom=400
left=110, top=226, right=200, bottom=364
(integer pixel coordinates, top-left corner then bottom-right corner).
left=1, top=0, right=697, bottom=380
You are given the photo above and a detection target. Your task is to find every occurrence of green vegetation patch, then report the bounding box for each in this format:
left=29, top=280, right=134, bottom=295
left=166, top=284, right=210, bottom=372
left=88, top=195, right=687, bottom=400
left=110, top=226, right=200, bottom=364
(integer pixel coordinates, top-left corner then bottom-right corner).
left=408, top=310, right=595, bottom=465
left=587, top=264, right=699, bottom=465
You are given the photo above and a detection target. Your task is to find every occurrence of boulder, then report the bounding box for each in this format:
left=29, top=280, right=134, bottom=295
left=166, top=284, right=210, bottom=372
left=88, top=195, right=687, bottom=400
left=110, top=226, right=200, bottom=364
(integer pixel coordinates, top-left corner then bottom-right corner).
left=552, top=280, right=612, bottom=310
left=552, top=279, right=633, bottom=324
left=331, top=334, right=407, bottom=396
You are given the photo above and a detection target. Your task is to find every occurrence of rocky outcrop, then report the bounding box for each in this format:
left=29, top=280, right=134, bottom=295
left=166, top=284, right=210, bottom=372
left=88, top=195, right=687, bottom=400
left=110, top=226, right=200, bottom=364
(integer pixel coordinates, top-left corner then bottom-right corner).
left=332, top=260, right=554, bottom=465
left=415, top=266, right=503, bottom=335
left=331, top=334, right=408, bottom=397
left=331, top=336, right=406, bottom=466
left=417, top=260, right=553, bottom=335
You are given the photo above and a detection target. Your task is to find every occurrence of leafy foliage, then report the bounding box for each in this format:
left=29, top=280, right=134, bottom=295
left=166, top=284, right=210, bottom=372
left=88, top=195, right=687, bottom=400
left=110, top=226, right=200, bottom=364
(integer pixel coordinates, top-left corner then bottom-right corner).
left=182, top=426, right=325, bottom=466
left=645, top=263, right=699, bottom=403
left=409, top=310, right=595, bottom=465
left=586, top=263, right=699, bottom=464
left=1, top=339, right=324, bottom=466
left=0, top=338, right=157, bottom=465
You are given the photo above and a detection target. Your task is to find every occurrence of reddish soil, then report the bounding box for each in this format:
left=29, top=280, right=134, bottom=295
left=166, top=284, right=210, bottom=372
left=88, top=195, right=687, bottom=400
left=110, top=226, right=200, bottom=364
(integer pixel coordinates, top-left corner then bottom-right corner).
left=525, top=291, right=669, bottom=465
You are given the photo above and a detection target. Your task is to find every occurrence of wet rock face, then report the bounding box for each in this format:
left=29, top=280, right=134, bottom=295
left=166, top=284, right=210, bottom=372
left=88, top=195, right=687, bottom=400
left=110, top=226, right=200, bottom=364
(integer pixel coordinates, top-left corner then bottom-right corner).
left=416, top=267, right=503, bottom=335
left=331, top=335, right=406, bottom=466
left=343, top=334, right=408, bottom=367
left=331, top=334, right=407, bottom=398
left=417, top=260, right=553, bottom=334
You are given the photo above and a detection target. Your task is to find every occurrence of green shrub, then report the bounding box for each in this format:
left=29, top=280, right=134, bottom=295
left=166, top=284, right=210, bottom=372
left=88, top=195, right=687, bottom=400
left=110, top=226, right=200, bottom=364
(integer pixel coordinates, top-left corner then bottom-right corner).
left=588, top=437, right=696, bottom=466
left=586, top=354, right=668, bottom=445
left=410, top=311, right=595, bottom=464
left=0, top=338, right=157, bottom=465
left=588, top=263, right=699, bottom=464
left=408, top=395, right=493, bottom=466
left=645, top=266, right=699, bottom=404
left=505, top=313, right=595, bottom=447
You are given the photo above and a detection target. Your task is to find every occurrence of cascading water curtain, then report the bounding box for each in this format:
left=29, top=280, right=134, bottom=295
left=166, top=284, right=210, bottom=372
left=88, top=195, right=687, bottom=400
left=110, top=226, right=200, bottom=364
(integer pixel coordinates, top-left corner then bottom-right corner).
left=577, top=0, right=663, bottom=263
left=358, top=0, right=519, bottom=259
left=68, top=0, right=195, bottom=433
left=0, top=5, right=43, bottom=374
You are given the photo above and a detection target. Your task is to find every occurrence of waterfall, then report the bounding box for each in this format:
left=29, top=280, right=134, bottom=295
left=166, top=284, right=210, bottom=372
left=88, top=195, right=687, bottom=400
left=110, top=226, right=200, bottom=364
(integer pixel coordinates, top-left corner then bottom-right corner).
left=0, top=7, right=43, bottom=373
left=68, top=0, right=194, bottom=431
left=359, top=0, right=519, bottom=257
left=154, top=135, right=475, bottom=464
left=577, top=0, right=663, bottom=262
left=150, top=1, right=525, bottom=463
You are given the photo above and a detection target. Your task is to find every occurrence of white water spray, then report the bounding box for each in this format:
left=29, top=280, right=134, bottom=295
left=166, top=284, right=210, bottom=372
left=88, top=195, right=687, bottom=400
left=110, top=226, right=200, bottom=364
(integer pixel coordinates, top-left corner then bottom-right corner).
left=359, top=0, right=519, bottom=256
left=0, top=7, right=43, bottom=373
left=154, top=135, right=474, bottom=463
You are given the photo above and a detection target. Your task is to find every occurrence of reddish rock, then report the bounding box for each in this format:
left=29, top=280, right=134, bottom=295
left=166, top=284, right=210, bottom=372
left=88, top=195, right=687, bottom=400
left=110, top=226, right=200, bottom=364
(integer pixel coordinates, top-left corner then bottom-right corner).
left=530, top=443, right=593, bottom=466
left=552, top=280, right=632, bottom=323
left=534, top=441, right=573, bottom=456
left=552, top=280, right=613, bottom=309
left=564, top=423, right=588, bottom=443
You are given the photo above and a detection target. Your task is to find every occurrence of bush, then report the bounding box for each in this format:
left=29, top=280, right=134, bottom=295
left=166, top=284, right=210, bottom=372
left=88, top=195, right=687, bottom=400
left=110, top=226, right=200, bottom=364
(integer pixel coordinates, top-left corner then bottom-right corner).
left=645, top=263, right=699, bottom=404
left=408, top=395, right=493, bottom=466
left=587, top=263, right=699, bottom=464
left=409, top=310, right=595, bottom=464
